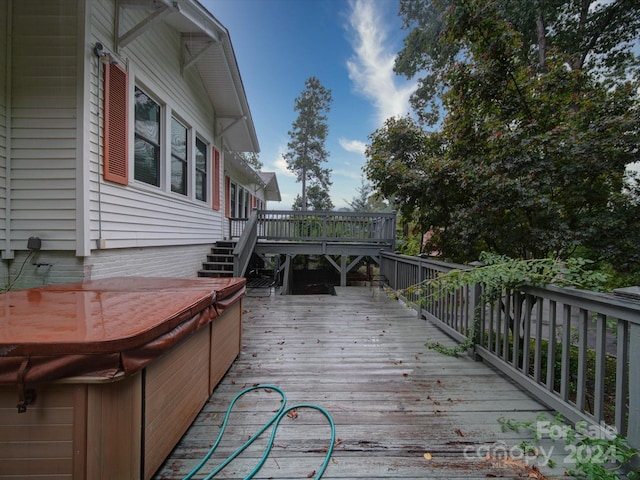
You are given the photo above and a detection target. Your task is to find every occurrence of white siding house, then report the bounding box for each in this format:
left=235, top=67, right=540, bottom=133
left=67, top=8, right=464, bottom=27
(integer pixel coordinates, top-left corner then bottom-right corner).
left=0, top=0, right=279, bottom=289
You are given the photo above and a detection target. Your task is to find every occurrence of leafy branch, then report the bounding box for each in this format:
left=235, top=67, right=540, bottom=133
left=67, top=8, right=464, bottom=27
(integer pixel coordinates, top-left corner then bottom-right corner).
left=398, top=252, right=609, bottom=356
left=499, top=413, right=639, bottom=480
left=408, top=252, right=608, bottom=305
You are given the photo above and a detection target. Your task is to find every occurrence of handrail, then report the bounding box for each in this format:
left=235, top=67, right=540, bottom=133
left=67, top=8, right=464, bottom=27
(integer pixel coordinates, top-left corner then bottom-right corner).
left=232, top=211, right=259, bottom=277
left=379, top=251, right=640, bottom=455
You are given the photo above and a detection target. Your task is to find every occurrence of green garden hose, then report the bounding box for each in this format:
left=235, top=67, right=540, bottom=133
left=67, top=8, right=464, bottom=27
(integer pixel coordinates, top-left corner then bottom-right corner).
left=182, top=384, right=336, bottom=480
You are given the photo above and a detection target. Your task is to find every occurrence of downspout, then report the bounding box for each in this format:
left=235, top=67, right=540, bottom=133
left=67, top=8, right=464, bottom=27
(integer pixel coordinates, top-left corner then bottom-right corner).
left=3, top=0, right=14, bottom=260
left=95, top=48, right=103, bottom=250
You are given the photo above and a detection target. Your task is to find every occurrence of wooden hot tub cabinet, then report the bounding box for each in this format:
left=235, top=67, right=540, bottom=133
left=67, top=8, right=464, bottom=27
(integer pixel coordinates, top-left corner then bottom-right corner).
left=0, top=277, right=245, bottom=479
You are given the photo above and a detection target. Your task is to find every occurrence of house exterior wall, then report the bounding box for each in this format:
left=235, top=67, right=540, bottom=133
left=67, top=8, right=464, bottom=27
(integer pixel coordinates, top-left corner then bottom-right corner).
left=0, top=0, right=273, bottom=288
left=0, top=2, right=6, bottom=257
left=88, top=0, right=224, bottom=251
left=5, top=0, right=79, bottom=254
left=4, top=244, right=214, bottom=290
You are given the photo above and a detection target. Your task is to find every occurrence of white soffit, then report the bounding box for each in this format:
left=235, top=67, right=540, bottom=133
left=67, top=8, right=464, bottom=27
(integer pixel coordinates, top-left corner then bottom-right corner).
left=118, top=0, right=259, bottom=153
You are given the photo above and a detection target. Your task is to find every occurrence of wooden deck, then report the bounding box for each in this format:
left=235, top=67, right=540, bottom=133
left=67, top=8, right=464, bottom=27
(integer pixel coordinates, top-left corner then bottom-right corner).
left=153, top=287, right=570, bottom=479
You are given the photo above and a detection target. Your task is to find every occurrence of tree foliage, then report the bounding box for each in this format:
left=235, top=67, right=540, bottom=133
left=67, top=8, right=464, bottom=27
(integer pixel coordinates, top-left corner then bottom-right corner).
left=237, top=152, right=263, bottom=171
left=284, top=77, right=333, bottom=211
left=345, top=175, right=393, bottom=212
left=365, top=0, right=640, bottom=270
left=292, top=184, right=334, bottom=211
left=395, top=0, right=640, bottom=126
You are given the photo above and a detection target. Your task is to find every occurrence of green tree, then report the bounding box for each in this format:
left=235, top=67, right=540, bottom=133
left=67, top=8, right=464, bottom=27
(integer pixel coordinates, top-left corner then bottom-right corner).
left=346, top=175, right=394, bottom=212
left=237, top=152, right=263, bottom=171
left=365, top=0, right=640, bottom=266
left=284, top=77, right=333, bottom=211
left=395, top=0, right=640, bottom=126
left=292, top=184, right=334, bottom=211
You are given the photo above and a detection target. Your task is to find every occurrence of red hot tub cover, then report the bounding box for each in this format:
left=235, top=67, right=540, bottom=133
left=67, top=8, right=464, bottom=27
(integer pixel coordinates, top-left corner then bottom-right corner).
left=0, top=277, right=246, bottom=386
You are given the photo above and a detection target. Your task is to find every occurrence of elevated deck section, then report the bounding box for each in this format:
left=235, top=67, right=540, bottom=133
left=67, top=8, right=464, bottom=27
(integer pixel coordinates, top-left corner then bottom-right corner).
left=230, top=210, right=396, bottom=293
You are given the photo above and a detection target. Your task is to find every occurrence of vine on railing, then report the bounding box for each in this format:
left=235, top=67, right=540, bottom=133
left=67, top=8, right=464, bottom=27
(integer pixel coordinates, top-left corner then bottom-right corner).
left=498, top=413, right=639, bottom=480
left=405, top=252, right=608, bottom=303
left=398, top=252, right=609, bottom=356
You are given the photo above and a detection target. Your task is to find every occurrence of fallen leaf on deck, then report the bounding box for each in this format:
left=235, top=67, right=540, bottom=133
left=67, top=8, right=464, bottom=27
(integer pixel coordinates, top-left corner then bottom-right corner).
left=485, top=455, right=548, bottom=479
left=423, top=452, right=432, bottom=460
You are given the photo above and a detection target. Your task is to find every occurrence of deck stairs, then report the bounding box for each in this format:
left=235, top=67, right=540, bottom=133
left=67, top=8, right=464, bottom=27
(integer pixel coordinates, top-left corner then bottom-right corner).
left=198, top=240, right=279, bottom=295
left=198, top=241, right=235, bottom=278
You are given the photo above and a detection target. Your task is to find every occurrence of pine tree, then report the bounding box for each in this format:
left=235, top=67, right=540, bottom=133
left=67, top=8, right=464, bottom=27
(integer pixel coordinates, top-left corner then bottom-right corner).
left=284, top=77, right=333, bottom=211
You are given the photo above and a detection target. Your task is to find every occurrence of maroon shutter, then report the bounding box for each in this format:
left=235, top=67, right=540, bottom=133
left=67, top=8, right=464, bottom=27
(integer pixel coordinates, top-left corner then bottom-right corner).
left=103, top=62, right=128, bottom=185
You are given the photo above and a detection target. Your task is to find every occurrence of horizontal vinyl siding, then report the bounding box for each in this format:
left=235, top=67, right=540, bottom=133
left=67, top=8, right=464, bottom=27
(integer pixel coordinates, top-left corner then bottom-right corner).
left=0, top=2, right=6, bottom=253
left=9, top=0, right=78, bottom=252
left=89, top=1, right=225, bottom=251
left=91, top=186, right=222, bottom=248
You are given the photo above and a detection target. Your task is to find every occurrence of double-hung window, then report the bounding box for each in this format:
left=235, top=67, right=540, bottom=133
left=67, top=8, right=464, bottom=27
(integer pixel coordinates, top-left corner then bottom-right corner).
left=134, top=87, right=161, bottom=187
left=105, top=70, right=218, bottom=203
left=230, top=182, right=237, bottom=218
left=171, top=117, right=188, bottom=195
left=195, top=138, right=207, bottom=202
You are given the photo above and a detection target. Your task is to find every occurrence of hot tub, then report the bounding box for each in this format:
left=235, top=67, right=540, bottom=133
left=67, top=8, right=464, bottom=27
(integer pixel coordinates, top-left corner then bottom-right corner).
left=0, top=276, right=246, bottom=479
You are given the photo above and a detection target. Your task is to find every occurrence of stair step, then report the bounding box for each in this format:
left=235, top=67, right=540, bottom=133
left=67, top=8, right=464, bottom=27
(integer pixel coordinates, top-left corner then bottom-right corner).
left=199, top=240, right=238, bottom=278
left=198, top=270, right=233, bottom=278
left=206, top=256, right=233, bottom=263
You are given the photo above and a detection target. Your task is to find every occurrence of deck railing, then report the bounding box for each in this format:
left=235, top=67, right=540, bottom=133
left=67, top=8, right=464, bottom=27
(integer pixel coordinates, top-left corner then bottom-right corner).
left=229, top=210, right=396, bottom=276
left=380, top=251, right=640, bottom=454
left=230, top=210, right=396, bottom=245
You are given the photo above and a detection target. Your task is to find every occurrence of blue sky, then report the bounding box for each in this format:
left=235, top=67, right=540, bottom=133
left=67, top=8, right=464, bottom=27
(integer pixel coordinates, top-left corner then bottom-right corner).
left=202, top=0, right=417, bottom=209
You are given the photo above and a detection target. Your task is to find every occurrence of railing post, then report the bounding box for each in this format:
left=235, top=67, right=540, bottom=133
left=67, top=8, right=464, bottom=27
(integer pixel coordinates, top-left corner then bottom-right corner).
left=469, top=261, right=484, bottom=361
left=629, top=322, right=640, bottom=464
left=417, top=257, right=424, bottom=318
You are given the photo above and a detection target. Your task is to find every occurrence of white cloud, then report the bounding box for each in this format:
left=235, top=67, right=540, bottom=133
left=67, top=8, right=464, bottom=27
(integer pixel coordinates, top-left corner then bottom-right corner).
left=338, top=137, right=367, bottom=155
left=270, top=144, right=296, bottom=177
left=345, top=0, right=416, bottom=125
left=334, top=166, right=364, bottom=181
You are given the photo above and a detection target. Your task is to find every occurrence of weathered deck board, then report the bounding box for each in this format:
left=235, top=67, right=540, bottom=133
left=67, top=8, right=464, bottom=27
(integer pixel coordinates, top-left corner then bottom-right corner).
left=153, top=287, right=569, bottom=479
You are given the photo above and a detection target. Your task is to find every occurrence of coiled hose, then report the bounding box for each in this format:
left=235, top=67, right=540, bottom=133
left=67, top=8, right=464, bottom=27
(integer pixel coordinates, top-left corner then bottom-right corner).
left=182, top=384, right=336, bottom=480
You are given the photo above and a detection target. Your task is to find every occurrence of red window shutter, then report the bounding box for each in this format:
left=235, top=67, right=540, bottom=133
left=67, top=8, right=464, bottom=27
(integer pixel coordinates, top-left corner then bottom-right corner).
left=224, top=175, right=231, bottom=218
left=103, top=62, right=128, bottom=185
left=212, top=147, right=221, bottom=210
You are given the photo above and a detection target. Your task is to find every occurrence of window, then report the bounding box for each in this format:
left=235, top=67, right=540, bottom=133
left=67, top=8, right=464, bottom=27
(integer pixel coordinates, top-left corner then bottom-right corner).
left=238, top=185, right=245, bottom=218
left=132, top=85, right=215, bottom=204
left=227, top=184, right=254, bottom=218
left=244, top=189, right=250, bottom=217
left=134, top=87, right=161, bottom=186
left=195, top=138, right=207, bottom=202
left=230, top=182, right=237, bottom=217
left=171, top=117, right=187, bottom=195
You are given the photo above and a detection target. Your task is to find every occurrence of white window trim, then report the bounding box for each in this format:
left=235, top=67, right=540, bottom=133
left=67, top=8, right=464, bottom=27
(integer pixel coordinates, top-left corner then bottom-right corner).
left=129, top=73, right=215, bottom=207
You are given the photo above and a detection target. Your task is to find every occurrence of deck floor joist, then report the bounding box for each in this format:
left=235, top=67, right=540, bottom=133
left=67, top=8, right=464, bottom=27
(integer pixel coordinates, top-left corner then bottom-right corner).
left=153, top=287, right=569, bottom=479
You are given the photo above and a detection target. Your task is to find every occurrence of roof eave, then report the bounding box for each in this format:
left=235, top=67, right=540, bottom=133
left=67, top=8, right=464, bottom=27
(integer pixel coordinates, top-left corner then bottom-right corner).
left=157, top=0, right=260, bottom=153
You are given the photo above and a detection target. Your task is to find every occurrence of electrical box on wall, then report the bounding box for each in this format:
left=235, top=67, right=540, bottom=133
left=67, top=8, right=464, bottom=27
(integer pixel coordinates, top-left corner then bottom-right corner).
left=27, top=237, right=42, bottom=250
